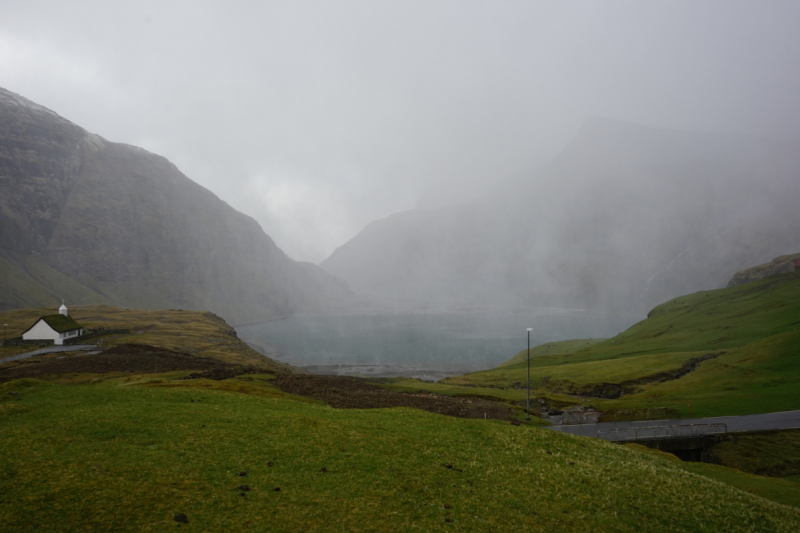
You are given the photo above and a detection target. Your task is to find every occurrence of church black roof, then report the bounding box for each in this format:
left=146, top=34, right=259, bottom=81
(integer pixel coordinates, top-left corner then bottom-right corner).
left=23, top=314, right=83, bottom=335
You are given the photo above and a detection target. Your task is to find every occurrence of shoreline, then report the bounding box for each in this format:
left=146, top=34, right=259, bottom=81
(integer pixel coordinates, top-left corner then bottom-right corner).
left=299, top=363, right=473, bottom=382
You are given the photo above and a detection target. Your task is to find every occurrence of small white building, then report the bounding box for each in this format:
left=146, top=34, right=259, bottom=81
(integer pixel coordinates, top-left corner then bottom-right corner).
left=22, top=303, right=83, bottom=346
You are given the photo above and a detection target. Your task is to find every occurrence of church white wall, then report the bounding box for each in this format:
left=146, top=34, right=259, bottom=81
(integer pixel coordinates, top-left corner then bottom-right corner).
left=22, top=320, right=63, bottom=345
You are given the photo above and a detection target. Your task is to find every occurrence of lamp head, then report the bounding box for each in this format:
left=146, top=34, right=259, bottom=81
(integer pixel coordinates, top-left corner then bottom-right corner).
left=526, top=328, right=532, bottom=332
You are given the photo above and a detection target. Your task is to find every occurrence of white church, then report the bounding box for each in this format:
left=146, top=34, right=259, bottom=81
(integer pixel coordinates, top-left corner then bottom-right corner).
left=21, top=302, right=84, bottom=346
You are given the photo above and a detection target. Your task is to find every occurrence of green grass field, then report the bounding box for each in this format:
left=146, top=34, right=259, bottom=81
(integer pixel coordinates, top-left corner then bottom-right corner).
left=2, top=377, right=800, bottom=532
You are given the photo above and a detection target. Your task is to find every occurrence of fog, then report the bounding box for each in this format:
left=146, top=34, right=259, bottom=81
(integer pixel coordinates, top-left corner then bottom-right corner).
left=321, top=118, right=800, bottom=316
left=3, top=1, right=800, bottom=263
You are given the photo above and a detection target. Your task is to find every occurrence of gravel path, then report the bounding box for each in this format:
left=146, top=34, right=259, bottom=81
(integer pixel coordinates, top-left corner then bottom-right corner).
left=0, top=344, right=98, bottom=365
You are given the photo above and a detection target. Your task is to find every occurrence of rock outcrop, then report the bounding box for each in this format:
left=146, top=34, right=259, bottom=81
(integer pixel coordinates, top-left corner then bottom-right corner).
left=727, top=253, right=800, bottom=287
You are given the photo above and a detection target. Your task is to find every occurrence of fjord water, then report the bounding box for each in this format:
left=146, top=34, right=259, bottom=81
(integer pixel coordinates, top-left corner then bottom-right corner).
left=236, top=299, right=636, bottom=379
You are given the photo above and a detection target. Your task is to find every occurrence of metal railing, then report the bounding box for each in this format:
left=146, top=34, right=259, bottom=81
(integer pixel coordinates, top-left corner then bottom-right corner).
left=598, top=407, right=682, bottom=423
left=562, top=410, right=602, bottom=425
left=597, top=423, right=727, bottom=442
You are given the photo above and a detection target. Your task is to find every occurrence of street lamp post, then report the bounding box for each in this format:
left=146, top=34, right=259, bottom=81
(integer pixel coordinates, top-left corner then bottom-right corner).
left=526, top=327, right=532, bottom=420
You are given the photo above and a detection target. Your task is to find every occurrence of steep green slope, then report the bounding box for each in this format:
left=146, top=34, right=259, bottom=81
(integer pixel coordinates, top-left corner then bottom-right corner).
left=0, top=253, right=117, bottom=309
left=0, top=87, right=351, bottom=323
left=1, top=378, right=798, bottom=531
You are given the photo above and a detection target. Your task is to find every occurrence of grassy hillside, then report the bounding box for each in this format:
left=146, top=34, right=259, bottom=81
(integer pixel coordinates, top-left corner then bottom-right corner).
left=393, top=269, right=800, bottom=418
left=629, top=444, right=800, bottom=511
left=0, top=305, right=290, bottom=372
left=0, top=252, right=118, bottom=311
left=589, top=330, right=800, bottom=416
left=1, top=377, right=799, bottom=532
left=498, top=338, right=605, bottom=367
left=709, top=429, right=800, bottom=479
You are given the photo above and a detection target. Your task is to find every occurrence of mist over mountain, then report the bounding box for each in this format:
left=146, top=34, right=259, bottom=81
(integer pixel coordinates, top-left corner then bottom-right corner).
left=321, top=118, right=800, bottom=314
left=0, top=88, right=351, bottom=323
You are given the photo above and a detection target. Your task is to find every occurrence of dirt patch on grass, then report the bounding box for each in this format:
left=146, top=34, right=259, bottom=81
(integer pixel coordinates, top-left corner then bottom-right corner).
left=272, top=374, right=518, bottom=421
left=0, top=345, right=520, bottom=422
left=558, top=352, right=725, bottom=399
left=0, top=343, right=261, bottom=383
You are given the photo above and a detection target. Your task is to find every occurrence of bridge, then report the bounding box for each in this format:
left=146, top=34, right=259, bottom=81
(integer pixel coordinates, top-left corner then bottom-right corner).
left=596, top=423, right=728, bottom=461
left=597, top=423, right=728, bottom=442
left=546, top=411, right=800, bottom=462
left=548, top=410, right=800, bottom=437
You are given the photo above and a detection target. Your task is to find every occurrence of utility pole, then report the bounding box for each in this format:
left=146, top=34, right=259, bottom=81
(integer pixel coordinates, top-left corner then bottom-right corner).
left=526, top=328, right=532, bottom=420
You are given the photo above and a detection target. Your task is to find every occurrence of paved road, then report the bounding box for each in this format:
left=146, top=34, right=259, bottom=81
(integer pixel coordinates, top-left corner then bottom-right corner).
left=0, top=344, right=99, bottom=365
left=545, top=410, right=800, bottom=437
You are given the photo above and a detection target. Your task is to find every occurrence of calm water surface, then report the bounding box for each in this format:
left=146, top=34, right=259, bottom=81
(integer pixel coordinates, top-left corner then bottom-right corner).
left=236, top=299, right=638, bottom=379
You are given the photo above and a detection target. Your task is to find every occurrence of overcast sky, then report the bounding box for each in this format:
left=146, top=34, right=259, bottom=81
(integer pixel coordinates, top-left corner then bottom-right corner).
left=2, top=1, right=799, bottom=262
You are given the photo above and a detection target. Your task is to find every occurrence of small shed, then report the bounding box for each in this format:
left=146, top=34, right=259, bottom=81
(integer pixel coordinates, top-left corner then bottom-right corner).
left=793, top=258, right=800, bottom=271
left=22, top=314, right=83, bottom=346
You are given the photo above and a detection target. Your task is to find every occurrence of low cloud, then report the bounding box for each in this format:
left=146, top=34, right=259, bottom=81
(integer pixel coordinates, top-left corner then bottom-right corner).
left=2, top=1, right=800, bottom=261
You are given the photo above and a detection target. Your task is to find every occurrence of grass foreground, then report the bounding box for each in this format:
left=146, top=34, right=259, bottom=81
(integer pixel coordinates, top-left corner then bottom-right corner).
left=1, top=377, right=800, bottom=532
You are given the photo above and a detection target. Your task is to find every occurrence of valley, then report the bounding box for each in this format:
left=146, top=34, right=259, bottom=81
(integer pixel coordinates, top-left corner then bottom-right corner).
left=2, top=86, right=800, bottom=531
left=2, top=265, right=800, bottom=530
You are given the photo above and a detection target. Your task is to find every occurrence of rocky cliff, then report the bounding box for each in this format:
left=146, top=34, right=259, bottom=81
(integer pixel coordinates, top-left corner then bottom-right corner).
left=727, top=253, right=800, bottom=287
left=0, top=88, right=351, bottom=323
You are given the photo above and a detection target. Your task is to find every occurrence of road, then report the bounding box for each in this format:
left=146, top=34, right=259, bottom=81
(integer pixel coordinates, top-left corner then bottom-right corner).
left=0, top=345, right=99, bottom=365
left=545, top=410, right=800, bottom=437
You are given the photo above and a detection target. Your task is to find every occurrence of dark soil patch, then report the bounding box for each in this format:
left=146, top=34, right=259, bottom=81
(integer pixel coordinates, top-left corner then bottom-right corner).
left=0, top=343, right=260, bottom=383
left=180, top=367, right=243, bottom=380
left=1, top=345, right=519, bottom=422
left=272, top=374, right=517, bottom=421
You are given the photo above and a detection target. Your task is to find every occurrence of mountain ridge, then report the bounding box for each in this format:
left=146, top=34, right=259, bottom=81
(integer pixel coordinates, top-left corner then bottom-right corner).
left=321, top=118, right=800, bottom=314
left=0, top=87, right=351, bottom=323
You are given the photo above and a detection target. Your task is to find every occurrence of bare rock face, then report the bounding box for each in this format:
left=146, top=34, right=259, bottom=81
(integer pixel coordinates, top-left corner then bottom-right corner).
left=0, top=87, right=351, bottom=322
left=0, top=90, right=88, bottom=254
left=727, top=253, right=800, bottom=287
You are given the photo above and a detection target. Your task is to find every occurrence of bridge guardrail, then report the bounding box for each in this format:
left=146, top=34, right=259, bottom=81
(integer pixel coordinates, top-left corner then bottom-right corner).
left=597, top=423, right=727, bottom=442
